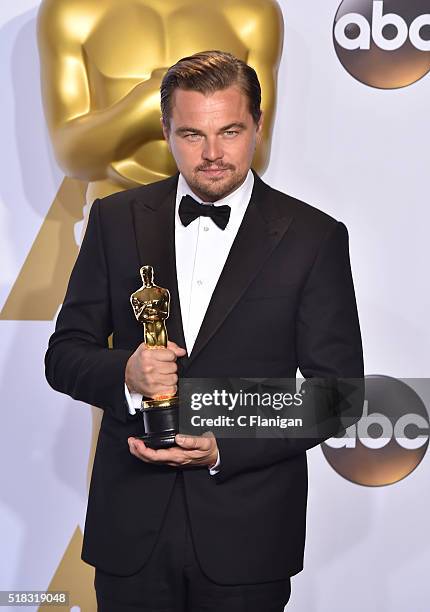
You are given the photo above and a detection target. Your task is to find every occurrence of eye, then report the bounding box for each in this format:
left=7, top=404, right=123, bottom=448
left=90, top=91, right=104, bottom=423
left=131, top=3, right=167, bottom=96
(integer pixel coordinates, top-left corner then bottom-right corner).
left=184, top=133, right=203, bottom=141
left=224, top=130, right=239, bottom=138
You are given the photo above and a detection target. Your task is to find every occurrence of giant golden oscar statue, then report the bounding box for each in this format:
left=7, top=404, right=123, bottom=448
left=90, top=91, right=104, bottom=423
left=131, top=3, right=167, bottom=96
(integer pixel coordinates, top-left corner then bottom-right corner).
left=38, top=0, right=282, bottom=201
left=2, top=0, right=282, bottom=320
left=24, top=2, right=282, bottom=609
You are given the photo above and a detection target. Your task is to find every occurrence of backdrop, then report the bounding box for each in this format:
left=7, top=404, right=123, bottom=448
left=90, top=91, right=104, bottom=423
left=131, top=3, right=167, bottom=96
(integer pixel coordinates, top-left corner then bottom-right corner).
left=0, top=1, right=429, bottom=611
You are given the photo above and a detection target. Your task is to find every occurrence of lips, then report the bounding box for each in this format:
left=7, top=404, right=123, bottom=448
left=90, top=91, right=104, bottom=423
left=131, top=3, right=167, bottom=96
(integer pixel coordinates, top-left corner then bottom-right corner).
left=199, top=167, right=231, bottom=176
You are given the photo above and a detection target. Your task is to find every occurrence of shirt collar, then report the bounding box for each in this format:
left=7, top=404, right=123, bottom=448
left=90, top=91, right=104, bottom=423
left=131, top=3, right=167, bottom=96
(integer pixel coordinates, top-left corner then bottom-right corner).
left=175, top=169, right=254, bottom=226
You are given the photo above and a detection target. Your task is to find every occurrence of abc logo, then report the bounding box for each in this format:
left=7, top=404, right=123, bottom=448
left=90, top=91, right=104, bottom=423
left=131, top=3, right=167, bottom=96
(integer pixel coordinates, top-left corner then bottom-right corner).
left=333, top=1, right=430, bottom=88
left=322, top=376, right=429, bottom=486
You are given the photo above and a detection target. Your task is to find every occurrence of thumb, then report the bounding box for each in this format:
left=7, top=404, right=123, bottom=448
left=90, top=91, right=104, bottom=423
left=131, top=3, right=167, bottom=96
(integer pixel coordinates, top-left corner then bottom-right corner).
left=175, top=433, right=199, bottom=448
left=167, top=340, right=187, bottom=356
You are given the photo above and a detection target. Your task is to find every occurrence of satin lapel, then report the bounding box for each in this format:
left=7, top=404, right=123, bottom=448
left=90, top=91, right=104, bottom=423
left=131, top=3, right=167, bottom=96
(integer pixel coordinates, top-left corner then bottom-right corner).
left=186, top=172, right=295, bottom=368
left=131, top=175, right=189, bottom=367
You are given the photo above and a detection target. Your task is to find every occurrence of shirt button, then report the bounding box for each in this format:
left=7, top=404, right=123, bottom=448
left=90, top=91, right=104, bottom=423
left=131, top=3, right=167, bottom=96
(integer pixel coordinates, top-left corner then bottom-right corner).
left=197, top=280, right=203, bottom=286
left=203, top=226, right=209, bottom=232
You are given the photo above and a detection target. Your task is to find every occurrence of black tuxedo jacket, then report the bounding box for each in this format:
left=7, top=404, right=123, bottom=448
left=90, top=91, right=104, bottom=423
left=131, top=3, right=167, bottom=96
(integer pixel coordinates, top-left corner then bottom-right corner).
left=45, top=171, right=364, bottom=584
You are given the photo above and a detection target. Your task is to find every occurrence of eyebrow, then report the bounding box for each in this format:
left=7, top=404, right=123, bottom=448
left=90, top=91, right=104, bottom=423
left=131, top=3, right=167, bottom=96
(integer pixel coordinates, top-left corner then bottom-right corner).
left=175, top=122, right=247, bottom=136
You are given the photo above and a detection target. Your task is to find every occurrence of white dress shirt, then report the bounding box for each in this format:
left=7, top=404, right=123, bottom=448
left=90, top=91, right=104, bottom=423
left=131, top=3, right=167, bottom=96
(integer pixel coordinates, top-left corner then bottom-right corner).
left=125, top=169, right=255, bottom=475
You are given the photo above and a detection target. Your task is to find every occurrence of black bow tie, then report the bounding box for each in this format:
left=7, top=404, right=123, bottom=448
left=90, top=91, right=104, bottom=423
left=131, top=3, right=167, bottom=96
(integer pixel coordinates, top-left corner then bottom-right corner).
left=178, top=195, right=231, bottom=230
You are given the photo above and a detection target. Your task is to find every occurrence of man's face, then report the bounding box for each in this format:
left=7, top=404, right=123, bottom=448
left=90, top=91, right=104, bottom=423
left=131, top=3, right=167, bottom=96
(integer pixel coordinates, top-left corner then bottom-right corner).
left=163, top=85, right=263, bottom=202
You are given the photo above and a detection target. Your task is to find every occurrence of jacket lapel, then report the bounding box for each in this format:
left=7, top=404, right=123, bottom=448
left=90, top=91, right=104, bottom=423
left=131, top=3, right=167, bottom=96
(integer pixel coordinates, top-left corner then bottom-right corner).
left=186, top=172, right=294, bottom=367
left=131, top=171, right=295, bottom=371
left=131, top=174, right=188, bottom=367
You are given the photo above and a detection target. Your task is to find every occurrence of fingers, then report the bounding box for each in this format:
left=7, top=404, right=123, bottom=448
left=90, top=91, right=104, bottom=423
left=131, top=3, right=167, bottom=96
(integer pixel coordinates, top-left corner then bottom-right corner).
left=144, top=371, right=178, bottom=398
left=153, top=371, right=178, bottom=385
left=143, top=343, right=186, bottom=363
left=175, top=433, right=212, bottom=452
left=150, top=384, right=177, bottom=398
left=166, top=341, right=187, bottom=357
left=125, top=345, right=182, bottom=398
left=127, top=433, right=216, bottom=467
left=128, top=438, right=192, bottom=466
left=126, top=340, right=187, bottom=398
left=156, top=363, right=178, bottom=375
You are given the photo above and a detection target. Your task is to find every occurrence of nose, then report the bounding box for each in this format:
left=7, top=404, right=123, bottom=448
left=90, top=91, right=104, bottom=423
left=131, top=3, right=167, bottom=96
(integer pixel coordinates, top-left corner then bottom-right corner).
left=202, top=136, right=223, bottom=163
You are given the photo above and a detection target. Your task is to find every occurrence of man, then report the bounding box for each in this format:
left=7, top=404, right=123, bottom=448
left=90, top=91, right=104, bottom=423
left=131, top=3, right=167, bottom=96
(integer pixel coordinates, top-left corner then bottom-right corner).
left=45, top=50, right=364, bottom=611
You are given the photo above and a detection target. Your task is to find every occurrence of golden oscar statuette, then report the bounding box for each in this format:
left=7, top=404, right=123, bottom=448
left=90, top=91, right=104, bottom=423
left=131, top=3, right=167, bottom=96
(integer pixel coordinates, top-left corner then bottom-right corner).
left=130, top=265, right=179, bottom=449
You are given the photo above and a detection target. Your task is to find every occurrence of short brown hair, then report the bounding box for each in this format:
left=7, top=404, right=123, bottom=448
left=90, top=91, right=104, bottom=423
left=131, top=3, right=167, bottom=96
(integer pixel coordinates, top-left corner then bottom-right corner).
left=160, top=50, right=262, bottom=130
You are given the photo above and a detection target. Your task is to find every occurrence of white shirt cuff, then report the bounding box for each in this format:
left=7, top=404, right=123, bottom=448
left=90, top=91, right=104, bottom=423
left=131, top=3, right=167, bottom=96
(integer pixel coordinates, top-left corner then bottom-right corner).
left=208, top=450, right=221, bottom=475
left=124, top=383, right=143, bottom=415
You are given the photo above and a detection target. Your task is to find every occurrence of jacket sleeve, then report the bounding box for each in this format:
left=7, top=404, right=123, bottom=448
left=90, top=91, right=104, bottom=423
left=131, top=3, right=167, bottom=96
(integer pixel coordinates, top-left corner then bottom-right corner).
left=45, top=198, right=133, bottom=423
left=214, top=220, right=365, bottom=484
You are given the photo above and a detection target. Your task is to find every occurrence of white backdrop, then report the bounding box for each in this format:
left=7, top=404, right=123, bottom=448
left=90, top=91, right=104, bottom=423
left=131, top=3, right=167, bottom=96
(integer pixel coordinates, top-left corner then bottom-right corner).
left=0, top=1, right=429, bottom=611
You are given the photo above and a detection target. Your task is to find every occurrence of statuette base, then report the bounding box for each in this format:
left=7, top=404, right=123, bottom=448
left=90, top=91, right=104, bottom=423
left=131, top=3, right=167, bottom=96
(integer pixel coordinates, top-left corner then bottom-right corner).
left=137, top=401, right=179, bottom=449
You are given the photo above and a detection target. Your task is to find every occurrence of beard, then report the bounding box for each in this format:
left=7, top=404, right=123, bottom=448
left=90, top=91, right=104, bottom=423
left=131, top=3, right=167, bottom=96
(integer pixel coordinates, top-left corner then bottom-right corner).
left=186, top=163, right=247, bottom=202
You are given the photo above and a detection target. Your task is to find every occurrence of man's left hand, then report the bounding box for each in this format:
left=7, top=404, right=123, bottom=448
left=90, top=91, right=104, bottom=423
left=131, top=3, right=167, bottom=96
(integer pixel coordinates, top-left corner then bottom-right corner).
left=128, top=431, right=219, bottom=469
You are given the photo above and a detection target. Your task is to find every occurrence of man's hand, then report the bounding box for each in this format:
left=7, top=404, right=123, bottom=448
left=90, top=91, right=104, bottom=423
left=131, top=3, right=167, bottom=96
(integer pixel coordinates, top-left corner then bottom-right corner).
left=125, top=340, right=186, bottom=398
left=128, top=431, right=219, bottom=469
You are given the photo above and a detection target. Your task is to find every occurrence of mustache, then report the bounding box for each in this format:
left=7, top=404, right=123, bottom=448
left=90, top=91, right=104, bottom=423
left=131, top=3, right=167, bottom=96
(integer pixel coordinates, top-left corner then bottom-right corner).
left=196, top=163, right=235, bottom=171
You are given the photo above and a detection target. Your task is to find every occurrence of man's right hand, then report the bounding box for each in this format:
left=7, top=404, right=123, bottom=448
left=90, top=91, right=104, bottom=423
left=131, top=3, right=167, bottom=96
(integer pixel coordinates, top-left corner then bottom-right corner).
left=125, top=340, right=187, bottom=399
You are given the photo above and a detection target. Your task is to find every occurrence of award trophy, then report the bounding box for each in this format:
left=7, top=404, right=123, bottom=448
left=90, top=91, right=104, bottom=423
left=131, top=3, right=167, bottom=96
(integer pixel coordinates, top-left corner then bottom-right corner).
left=130, top=265, right=179, bottom=449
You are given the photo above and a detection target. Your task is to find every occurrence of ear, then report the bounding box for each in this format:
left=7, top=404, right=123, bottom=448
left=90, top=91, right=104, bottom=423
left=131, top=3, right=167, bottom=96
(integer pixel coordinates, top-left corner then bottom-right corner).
left=256, top=111, right=264, bottom=143
left=161, top=117, right=171, bottom=149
